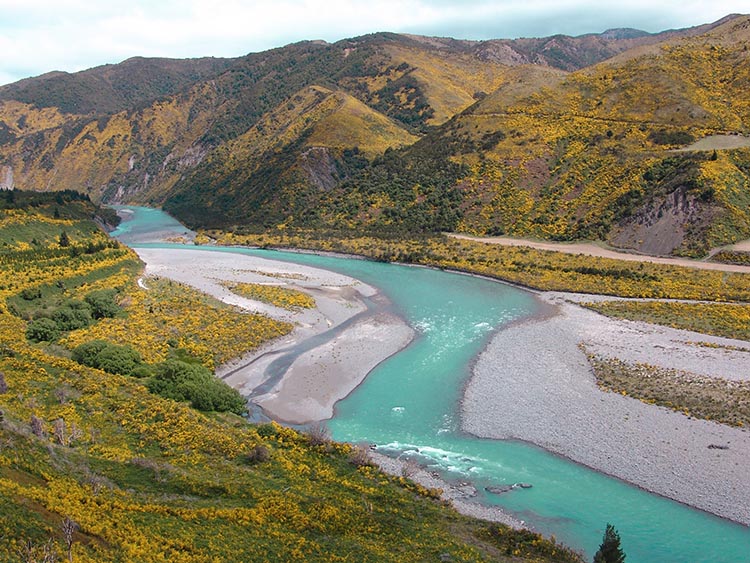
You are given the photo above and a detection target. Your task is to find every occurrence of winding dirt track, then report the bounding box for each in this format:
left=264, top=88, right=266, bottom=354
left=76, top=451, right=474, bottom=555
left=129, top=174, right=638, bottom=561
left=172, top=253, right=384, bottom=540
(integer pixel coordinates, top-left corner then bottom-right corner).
left=447, top=233, right=750, bottom=274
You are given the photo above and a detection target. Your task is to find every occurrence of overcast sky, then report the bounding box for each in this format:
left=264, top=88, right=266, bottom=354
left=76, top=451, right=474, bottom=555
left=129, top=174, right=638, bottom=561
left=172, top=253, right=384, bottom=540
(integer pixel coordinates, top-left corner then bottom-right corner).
left=0, top=0, right=745, bottom=86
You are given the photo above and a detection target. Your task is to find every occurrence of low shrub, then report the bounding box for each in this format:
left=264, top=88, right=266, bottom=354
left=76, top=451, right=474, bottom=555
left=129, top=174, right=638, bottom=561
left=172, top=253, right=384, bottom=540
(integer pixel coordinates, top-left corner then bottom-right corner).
left=147, top=359, right=246, bottom=415
left=72, top=340, right=143, bottom=376
left=26, top=318, right=61, bottom=342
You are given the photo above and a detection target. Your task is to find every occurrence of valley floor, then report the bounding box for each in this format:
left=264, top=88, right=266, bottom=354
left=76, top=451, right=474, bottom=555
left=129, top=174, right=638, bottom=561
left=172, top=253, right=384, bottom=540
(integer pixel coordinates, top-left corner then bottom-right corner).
left=135, top=245, right=750, bottom=528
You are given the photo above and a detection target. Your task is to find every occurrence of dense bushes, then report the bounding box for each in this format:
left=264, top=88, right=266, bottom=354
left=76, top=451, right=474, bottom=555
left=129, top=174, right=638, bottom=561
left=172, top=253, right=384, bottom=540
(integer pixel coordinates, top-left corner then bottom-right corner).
left=84, top=289, right=120, bottom=319
left=25, top=318, right=61, bottom=342
left=72, top=344, right=245, bottom=414
left=147, top=359, right=246, bottom=415
left=52, top=301, right=93, bottom=330
left=72, top=340, right=144, bottom=376
left=21, top=289, right=121, bottom=343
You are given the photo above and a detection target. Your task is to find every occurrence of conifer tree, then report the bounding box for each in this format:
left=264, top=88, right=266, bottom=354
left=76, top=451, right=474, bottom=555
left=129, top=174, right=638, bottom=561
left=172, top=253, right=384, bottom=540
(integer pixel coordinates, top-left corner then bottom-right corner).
left=593, top=523, right=626, bottom=563
left=59, top=230, right=70, bottom=247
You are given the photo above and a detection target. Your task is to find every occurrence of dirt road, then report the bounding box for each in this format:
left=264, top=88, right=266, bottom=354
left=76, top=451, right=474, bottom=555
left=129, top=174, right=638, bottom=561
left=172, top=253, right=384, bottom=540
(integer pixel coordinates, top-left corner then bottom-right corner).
left=447, top=233, right=750, bottom=274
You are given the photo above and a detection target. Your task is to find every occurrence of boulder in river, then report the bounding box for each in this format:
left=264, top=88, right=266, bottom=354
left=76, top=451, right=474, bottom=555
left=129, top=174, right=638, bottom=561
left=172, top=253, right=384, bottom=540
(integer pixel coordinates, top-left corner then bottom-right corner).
left=485, top=485, right=514, bottom=494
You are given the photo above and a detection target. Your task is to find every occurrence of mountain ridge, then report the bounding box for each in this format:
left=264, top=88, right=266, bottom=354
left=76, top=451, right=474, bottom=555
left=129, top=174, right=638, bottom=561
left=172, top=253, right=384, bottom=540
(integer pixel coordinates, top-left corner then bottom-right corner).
left=1, top=14, right=748, bottom=256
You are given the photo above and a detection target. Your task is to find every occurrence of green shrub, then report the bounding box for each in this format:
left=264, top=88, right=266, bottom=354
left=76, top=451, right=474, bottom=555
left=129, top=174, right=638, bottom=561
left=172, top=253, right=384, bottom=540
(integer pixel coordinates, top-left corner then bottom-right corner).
left=130, top=365, right=154, bottom=378
left=147, top=359, right=246, bottom=415
left=52, top=302, right=92, bottom=331
left=96, top=346, right=143, bottom=376
left=19, top=287, right=42, bottom=301
left=84, top=289, right=120, bottom=319
left=26, top=318, right=61, bottom=342
left=71, top=340, right=110, bottom=366
left=71, top=339, right=143, bottom=376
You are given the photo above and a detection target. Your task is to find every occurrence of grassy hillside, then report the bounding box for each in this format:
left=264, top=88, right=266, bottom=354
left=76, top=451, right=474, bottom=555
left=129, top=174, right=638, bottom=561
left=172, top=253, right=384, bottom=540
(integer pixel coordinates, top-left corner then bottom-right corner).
left=0, top=57, right=234, bottom=115
left=0, top=34, right=464, bottom=207
left=0, top=194, right=583, bottom=562
left=161, top=84, right=418, bottom=228
left=278, top=15, right=750, bottom=255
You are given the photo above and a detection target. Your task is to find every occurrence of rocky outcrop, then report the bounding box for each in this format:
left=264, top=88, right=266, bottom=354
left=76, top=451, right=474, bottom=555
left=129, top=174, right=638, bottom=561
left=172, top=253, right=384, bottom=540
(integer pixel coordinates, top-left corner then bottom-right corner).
left=609, top=186, right=715, bottom=256
left=0, top=166, right=13, bottom=190
left=298, top=147, right=339, bottom=191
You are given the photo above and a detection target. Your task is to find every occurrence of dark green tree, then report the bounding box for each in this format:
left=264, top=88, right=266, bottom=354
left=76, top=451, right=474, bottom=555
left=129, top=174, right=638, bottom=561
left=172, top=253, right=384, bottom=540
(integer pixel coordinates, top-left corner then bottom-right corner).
left=58, top=230, right=70, bottom=247
left=593, top=523, right=626, bottom=563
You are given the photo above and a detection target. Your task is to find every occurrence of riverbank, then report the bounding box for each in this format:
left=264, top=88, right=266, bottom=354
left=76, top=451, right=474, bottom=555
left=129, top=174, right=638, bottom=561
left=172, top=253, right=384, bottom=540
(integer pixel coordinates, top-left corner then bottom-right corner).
left=369, top=451, right=528, bottom=530
left=463, top=293, right=750, bottom=526
left=447, top=233, right=750, bottom=274
left=137, top=245, right=750, bottom=524
left=134, top=247, right=414, bottom=424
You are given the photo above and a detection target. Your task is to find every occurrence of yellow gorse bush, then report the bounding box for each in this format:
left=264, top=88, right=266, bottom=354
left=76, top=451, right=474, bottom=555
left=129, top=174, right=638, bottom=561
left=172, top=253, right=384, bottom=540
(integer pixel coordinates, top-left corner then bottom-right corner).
left=62, top=277, right=293, bottom=368
left=222, top=281, right=315, bottom=310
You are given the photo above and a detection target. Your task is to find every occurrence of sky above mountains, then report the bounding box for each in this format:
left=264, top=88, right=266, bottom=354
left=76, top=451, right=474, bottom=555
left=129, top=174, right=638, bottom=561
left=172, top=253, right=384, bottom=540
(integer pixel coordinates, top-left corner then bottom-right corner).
left=0, top=0, right=745, bottom=87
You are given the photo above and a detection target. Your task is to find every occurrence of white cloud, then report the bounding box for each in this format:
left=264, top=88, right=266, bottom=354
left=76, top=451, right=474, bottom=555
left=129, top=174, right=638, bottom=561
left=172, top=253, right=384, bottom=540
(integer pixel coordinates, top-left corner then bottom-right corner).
left=0, top=0, right=746, bottom=85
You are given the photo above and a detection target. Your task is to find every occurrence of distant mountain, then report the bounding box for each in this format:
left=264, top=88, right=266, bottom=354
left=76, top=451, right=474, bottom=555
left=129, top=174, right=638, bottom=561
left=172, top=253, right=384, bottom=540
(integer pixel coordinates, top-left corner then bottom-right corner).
left=0, top=14, right=748, bottom=256
left=0, top=56, right=234, bottom=115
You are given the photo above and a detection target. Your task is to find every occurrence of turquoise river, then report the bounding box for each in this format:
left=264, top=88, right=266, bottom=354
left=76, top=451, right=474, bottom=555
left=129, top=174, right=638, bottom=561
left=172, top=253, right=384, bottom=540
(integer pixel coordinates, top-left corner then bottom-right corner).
left=112, top=206, right=750, bottom=563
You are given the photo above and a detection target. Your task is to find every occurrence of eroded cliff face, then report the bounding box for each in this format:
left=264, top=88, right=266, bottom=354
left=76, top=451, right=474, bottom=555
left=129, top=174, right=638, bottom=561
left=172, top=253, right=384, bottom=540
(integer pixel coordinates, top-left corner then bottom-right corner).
left=0, top=165, right=13, bottom=189
left=298, top=147, right=340, bottom=191
left=609, top=186, right=717, bottom=256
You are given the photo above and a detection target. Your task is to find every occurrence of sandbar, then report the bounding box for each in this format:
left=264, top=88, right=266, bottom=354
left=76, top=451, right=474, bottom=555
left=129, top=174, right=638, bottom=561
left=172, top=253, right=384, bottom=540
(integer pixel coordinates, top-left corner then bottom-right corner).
left=134, top=247, right=414, bottom=423
left=463, top=293, right=750, bottom=525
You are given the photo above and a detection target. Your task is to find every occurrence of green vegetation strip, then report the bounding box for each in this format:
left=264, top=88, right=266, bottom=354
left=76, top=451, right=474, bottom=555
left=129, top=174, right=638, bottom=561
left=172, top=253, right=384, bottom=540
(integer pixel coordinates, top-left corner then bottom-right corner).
left=711, top=250, right=750, bottom=266
left=584, top=300, right=750, bottom=342
left=212, top=231, right=750, bottom=302
left=587, top=354, right=750, bottom=428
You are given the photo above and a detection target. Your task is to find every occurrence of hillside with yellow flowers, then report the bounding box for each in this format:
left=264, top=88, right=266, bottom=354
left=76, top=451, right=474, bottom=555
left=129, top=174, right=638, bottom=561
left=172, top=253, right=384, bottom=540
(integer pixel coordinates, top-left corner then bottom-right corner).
left=292, top=14, right=750, bottom=256
left=1, top=15, right=749, bottom=255
left=0, top=192, right=587, bottom=562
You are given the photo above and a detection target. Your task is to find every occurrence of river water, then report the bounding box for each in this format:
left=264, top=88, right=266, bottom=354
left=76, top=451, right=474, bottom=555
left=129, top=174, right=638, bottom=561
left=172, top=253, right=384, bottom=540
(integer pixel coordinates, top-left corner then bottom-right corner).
left=111, top=206, right=750, bottom=562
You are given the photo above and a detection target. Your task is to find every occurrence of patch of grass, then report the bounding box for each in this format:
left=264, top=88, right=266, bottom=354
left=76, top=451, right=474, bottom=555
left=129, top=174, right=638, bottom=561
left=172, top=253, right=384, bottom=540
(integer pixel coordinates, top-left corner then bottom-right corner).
left=584, top=300, right=750, bottom=341
left=586, top=354, right=750, bottom=428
